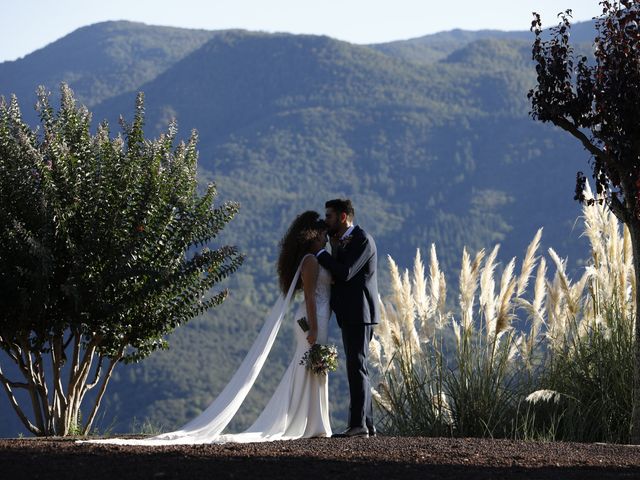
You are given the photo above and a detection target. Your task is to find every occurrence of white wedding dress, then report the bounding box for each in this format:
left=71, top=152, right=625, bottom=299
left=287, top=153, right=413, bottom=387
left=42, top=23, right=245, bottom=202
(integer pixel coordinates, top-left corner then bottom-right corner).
left=84, top=255, right=332, bottom=445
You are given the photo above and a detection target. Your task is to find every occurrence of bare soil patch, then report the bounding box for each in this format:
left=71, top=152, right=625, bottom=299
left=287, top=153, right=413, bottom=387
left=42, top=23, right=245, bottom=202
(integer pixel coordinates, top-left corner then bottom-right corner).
left=1, top=436, right=639, bottom=479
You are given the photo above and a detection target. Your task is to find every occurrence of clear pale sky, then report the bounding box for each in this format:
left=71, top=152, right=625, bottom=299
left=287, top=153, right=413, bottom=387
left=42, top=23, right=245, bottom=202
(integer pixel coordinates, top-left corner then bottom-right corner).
left=1, top=0, right=601, bottom=62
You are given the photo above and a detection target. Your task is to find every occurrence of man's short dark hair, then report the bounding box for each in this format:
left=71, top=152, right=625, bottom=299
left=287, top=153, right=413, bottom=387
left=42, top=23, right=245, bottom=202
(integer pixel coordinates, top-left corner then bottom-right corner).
left=325, top=199, right=355, bottom=220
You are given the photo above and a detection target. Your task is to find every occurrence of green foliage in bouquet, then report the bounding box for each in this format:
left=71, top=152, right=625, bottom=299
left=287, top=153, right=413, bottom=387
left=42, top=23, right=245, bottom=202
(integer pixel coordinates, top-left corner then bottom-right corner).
left=300, top=344, right=338, bottom=375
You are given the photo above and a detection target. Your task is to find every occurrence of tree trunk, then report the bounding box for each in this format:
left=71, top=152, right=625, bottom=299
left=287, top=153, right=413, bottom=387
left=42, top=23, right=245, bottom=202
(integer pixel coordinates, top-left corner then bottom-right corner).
left=83, top=353, right=122, bottom=435
left=628, top=220, right=640, bottom=444
left=0, top=332, right=122, bottom=437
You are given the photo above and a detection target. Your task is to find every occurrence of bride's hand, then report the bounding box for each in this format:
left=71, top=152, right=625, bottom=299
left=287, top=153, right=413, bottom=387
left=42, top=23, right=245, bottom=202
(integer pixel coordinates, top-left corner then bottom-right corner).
left=307, top=329, right=317, bottom=345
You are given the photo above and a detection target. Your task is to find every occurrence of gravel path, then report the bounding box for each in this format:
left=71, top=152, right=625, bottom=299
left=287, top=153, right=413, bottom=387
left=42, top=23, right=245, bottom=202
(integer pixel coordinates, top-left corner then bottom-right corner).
left=1, top=436, right=639, bottom=479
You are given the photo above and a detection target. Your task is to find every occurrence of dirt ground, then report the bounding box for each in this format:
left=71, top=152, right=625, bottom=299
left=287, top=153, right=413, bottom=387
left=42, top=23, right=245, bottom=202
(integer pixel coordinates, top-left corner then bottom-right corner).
left=1, top=436, right=639, bottom=479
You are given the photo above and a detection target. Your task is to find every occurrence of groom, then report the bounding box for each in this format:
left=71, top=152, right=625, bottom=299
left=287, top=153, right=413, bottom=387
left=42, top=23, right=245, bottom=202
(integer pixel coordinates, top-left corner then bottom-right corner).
left=314, top=199, right=379, bottom=438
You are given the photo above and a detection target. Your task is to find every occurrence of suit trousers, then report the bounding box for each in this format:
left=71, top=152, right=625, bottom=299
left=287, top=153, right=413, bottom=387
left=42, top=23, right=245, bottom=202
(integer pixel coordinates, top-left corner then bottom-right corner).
left=341, top=322, right=374, bottom=430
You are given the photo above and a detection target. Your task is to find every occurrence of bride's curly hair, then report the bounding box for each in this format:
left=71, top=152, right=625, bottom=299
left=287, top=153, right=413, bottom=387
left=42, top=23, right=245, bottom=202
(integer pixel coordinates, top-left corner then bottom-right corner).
left=277, top=211, right=328, bottom=294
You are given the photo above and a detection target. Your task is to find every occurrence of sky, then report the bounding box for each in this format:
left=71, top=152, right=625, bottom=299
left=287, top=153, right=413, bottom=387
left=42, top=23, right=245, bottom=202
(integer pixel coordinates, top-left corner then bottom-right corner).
left=1, top=0, right=602, bottom=63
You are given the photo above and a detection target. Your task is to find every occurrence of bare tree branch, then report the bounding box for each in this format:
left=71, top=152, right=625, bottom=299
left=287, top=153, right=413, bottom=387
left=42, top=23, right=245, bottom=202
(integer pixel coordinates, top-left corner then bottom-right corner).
left=554, top=117, right=629, bottom=176
left=33, top=349, right=52, bottom=432
left=610, top=193, right=631, bottom=225
left=67, top=337, right=103, bottom=433
left=63, top=331, right=75, bottom=350
left=68, top=336, right=98, bottom=398
left=17, top=338, right=46, bottom=433
left=67, top=332, right=81, bottom=394
left=0, top=365, right=41, bottom=435
left=0, top=342, right=21, bottom=366
left=51, top=335, right=68, bottom=434
left=82, top=348, right=124, bottom=436
left=0, top=372, right=29, bottom=389
left=85, top=356, right=104, bottom=390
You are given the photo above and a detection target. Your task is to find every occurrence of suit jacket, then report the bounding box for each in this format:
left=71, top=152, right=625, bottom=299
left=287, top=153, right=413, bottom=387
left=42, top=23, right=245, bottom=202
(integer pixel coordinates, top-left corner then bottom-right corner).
left=317, top=225, right=379, bottom=327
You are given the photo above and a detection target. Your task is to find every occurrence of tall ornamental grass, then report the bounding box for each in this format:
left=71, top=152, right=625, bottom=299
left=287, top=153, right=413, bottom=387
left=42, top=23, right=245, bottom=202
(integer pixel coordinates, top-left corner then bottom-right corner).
left=371, top=186, right=635, bottom=443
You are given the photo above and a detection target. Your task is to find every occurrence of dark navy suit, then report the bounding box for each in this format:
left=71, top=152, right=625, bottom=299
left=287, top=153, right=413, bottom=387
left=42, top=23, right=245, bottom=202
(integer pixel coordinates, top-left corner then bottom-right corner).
left=317, top=225, right=379, bottom=430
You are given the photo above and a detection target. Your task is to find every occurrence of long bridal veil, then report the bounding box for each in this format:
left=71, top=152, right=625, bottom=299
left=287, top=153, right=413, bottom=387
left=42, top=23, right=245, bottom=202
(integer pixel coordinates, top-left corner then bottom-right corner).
left=83, top=260, right=306, bottom=445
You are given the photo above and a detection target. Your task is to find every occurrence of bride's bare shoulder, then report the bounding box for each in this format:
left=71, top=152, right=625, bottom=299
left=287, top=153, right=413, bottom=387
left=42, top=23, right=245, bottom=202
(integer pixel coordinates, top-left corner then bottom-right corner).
left=301, top=254, right=319, bottom=274
left=302, top=253, right=319, bottom=267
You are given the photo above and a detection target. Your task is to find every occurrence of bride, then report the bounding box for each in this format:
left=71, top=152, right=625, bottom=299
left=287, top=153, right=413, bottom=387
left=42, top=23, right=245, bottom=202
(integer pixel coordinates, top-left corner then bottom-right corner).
left=85, top=211, right=333, bottom=445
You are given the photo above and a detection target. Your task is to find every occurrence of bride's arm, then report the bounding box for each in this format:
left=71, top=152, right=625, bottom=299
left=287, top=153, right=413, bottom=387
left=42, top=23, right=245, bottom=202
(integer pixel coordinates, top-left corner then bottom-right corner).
left=301, top=255, right=320, bottom=345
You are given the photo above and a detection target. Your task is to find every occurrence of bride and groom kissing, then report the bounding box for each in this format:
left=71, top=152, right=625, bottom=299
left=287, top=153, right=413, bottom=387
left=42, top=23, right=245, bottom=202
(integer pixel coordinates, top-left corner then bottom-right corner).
left=297, top=198, right=379, bottom=439
left=89, top=198, right=378, bottom=445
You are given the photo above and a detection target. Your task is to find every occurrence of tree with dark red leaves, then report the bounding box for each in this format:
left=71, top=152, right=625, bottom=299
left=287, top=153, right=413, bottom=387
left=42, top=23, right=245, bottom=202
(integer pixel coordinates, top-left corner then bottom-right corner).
left=529, top=0, right=640, bottom=442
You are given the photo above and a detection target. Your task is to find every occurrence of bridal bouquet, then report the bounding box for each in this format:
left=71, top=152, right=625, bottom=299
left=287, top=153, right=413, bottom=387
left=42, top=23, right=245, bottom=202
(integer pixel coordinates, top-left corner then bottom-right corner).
left=300, top=344, right=338, bottom=375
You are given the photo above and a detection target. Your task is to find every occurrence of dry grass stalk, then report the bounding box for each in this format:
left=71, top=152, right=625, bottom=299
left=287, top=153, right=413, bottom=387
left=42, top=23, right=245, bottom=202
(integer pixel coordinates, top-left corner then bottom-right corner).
left=373, top=183, right=636, bottom=441
left=494, top=257, right=517, bottom=337
left=479, top=245, right=499, bottom=336
left=517, top=228, right=543, bottom=297
left=525, top=389, right=562, bottom=404
left=459, top=248, right=485, bottom=333
left=412, top=249, right=429, bottom=330
left=516, top=258, right=547, bottom=368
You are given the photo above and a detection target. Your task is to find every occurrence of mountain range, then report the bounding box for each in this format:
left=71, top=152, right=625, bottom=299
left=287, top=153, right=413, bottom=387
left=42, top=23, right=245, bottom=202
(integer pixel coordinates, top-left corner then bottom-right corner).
left=0, top=19, right=595, bottom=436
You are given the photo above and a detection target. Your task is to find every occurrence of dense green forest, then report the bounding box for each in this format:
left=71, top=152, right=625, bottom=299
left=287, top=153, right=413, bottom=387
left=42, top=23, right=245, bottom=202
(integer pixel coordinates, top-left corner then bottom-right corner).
left=0, top=20, right=594, bottom=436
